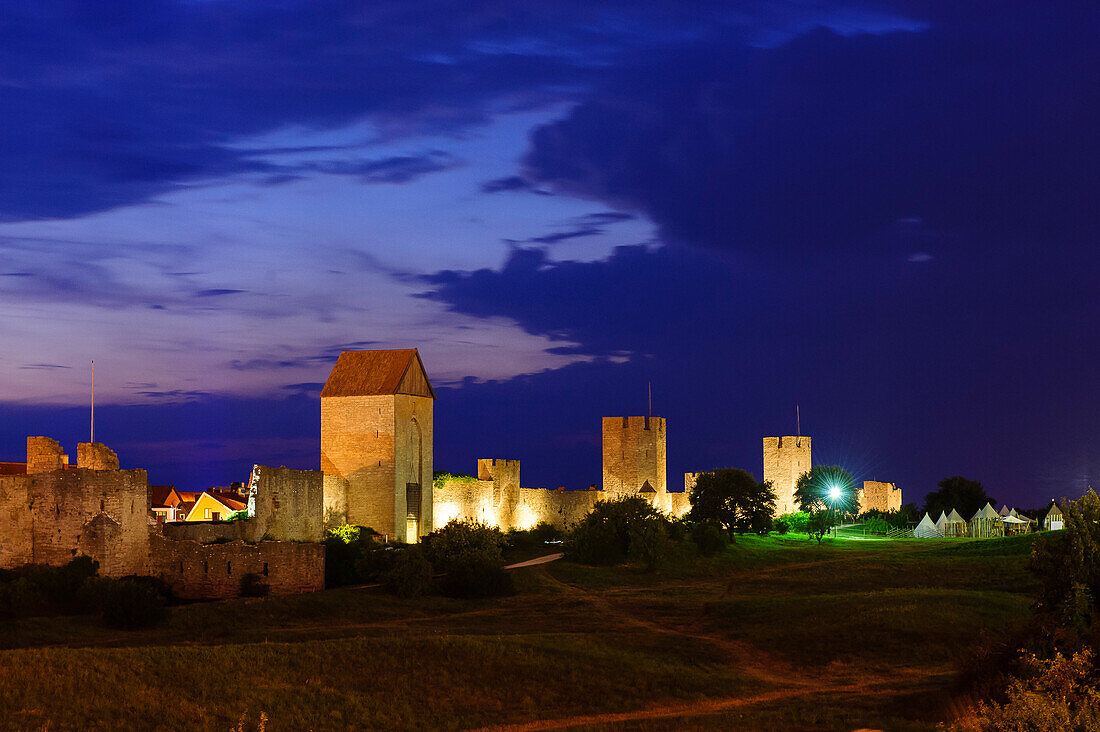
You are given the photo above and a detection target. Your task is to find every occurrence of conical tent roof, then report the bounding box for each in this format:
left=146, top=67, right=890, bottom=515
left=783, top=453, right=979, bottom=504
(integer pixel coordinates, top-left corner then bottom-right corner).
left=946, top=508, right=966, bottom=524
left=1045, top=502, right=1063, bottom=519
left=972, top=502, right=999, bottom=521
left=998, top=505, right=1012, bottom=517
left=935, top=511, right=948, bottom=530
left=913, top=512, right=941, bottom=538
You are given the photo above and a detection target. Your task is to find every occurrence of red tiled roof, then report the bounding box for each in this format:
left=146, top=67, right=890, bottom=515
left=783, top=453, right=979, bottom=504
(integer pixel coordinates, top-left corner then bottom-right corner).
left=320, top=348, right=435, bottom=399
left=149, top=485, right=180, bottom=509
left=210, top=490, right=247, bottom=512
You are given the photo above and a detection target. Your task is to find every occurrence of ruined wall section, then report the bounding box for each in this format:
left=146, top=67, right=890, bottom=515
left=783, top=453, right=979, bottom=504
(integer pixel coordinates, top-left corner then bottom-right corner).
left=148, top=535, right=324, bottom=599
left=245, top=465, right=323, bottom=542
left=321, top=394, right=397, bottom=537
left=602, top=417, right=666, bottom=498
left=26, top=437, right=65, bottom=473
left=322, top=474, right=349, bottom=530
left=763, top=436, right=811, bottom=516
left=393, top=394, right=433, bottom=542
left=858, top=481, right=902, bottom=514
left=77, top=443, right=119, bottom=470
left=0, top=467, right=152, bottom=576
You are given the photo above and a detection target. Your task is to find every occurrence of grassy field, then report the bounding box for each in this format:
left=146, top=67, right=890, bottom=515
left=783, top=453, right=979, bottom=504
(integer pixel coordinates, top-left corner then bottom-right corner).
left=0, top=533, right=1042, bottom=730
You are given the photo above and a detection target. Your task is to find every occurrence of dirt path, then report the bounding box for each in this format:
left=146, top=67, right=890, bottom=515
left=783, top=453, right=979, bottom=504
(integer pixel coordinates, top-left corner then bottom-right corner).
left=504, top=553, right=564, bottom=569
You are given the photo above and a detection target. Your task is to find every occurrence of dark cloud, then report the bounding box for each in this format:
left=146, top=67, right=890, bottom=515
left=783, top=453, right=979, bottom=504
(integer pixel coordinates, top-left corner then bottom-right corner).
left=194, top=289, right=246, bottom=298
left=481, top=176, right=552, bottom=195
left=522, top=7, right=1100, bottom=257
left=18, top=363, right=71, bottom=370
left=135, top=390, right=212, bottom=400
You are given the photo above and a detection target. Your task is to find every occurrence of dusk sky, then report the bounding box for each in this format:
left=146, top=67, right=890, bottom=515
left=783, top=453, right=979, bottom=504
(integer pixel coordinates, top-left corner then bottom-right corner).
left=1, top=2, right=1097, bottom=509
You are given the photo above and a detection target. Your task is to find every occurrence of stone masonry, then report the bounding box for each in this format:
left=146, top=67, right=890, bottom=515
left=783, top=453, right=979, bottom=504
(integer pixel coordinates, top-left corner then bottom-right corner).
left=603, top=416, right=673, bottom=510
left=857, top=480, right=902, bottom=513
left=0, top=439, right=324, bottom=598
left=320, top=349, right=434, bottom=542
left=763, top=436, right=811, bottom=515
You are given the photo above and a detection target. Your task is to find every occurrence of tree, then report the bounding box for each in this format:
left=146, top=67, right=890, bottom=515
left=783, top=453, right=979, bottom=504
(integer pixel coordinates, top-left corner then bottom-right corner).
left=793, top=465, right=856, bottom=514
left=567, top=496, right=670, bottom=569
left=806, top=510, right=832, bottom=545
left=688, top=468, right=777, bottom=534
left=924, top=476, right=994, bottom=520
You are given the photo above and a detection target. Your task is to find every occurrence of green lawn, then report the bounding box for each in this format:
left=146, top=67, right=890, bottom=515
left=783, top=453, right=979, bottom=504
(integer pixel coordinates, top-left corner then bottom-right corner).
left=0, top=533, right=1043, bottom=730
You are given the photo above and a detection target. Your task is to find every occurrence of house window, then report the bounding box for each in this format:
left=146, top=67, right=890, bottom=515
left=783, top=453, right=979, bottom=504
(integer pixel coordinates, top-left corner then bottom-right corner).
left=204, top=508, right=211, bottom=519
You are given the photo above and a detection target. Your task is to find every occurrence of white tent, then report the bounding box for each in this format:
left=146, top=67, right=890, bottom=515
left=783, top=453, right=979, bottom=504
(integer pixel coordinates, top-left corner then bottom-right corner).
left=942, top=508, right=968, bottom=537
left=998, top=504, right=1013, bottom=517
left=934, top=511, right=949, bottom=535
left=913, top=512, right=942, bottom=538
left=970, top=502, right=1002, bottom=538
left=1002, top=513, right=1032, bottom=535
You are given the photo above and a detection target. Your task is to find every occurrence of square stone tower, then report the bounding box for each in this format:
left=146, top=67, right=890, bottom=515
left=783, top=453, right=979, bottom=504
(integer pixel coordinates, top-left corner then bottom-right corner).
left=321, top=349, right=435, bottom=543
left=857, top=480, right=901, bottom=513
left=603, top=416, right=667, bottom=506
left=763, top=436, right=811, bottom=516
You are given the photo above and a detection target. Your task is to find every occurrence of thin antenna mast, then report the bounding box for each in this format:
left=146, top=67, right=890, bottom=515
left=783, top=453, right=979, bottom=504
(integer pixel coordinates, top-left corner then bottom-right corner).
left=796, top=403, right=800, bottom=437
left=90, top=360, right=95, bottom=444
left=648, top=381, right=652, bottom=417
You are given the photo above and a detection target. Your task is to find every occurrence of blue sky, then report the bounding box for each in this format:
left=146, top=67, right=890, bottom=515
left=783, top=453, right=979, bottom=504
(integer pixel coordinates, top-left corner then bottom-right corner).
left=1, top=1, right=1097, bottom=509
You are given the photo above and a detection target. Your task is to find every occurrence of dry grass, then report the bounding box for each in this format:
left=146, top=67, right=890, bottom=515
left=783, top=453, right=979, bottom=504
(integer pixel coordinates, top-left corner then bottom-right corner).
left=0, top=533, right=1039, bottom=730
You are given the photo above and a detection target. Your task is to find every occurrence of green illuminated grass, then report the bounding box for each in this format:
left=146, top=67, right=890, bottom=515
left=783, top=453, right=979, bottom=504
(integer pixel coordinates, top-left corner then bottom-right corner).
left=0, top=533, right=1042, bottom=730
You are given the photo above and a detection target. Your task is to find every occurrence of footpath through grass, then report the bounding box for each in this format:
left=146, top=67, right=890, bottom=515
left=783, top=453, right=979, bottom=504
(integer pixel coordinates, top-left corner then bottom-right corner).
left=0, top=533, right=1040, bottom=730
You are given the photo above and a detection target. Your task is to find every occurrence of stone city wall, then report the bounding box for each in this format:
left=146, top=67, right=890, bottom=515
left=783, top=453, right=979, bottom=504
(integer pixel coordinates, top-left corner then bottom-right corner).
left=148, top=534, right=324, bottom=599
left=0, top=464, right=151, bottom=576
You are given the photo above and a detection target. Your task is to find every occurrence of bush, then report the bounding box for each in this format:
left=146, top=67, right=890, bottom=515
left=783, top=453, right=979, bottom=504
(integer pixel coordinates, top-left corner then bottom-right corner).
left=324, top=525, right=383, bottom=587
left=691, top=521, right=729, bottom=556
left=100, top=578, right=167, bottom=629
left=240, top=573, right=270, bottom=598
left=970, top=650, right=1100, bottom=731
left=774, top=511, right=810, bottom=535
left=384, top=546, right=433, bottom=598
left=567, top=496, right=671, bottom=569
left=425, top=520, right=515, bottom=599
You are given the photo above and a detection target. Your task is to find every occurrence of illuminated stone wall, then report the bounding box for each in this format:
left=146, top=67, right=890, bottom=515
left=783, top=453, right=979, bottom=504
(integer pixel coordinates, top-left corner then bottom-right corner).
left=763, top=436, right=811, bottom=515
left=602, top=416, right=666, bottom=497
left=77, top=442, right=119, bottom=470
left=857, top=480, right=902, bottom=513
left=0, top=459, right=151, bottom=576
left=321, top=393, right=434, bottom=542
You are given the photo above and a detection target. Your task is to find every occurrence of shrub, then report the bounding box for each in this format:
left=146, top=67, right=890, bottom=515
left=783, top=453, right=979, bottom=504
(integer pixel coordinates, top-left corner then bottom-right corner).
left=774, top=511, right=810, bottom=535
left=691, top=521, right=729, bottom=556
left=383, top=547, right=433, bottom=598
left=425, top=520, right=515, bottom=599
left=567, top=496, right=671, bottom=569
left=970, top=650, right=1100, bottom=731
left=324, top=525, right=381, bottom=587
left=100, top=578, right=167, bottom=629
left=240, top=573, right=271, bottom=598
